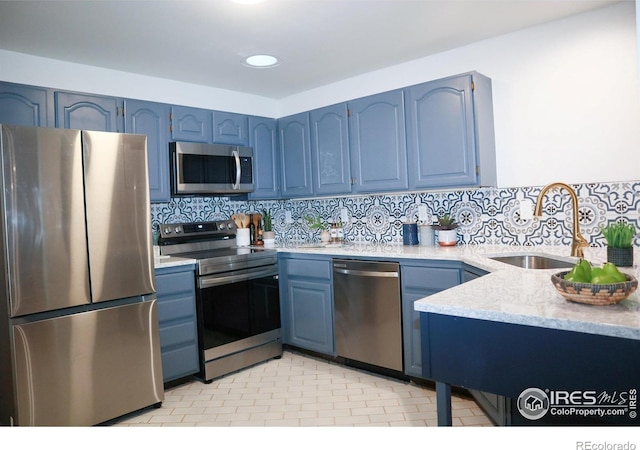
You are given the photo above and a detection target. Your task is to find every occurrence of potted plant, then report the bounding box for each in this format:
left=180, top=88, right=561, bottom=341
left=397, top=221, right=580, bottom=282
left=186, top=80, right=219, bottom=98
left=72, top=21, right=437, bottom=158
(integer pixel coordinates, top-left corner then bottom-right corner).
left=600, top=221, right=636, bottom=267
left=305, top=214, right=330, bottom=242
left=262, top=209, right=276, bottom=247
left=431, top=213, right=459, bottom=247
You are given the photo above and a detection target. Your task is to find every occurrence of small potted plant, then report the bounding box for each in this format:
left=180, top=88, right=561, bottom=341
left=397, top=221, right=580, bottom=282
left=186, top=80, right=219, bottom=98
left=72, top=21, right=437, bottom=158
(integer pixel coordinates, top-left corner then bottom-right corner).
left=262, top=209, right=276, bottom=247
left=431, top=213, right=459, bottom=247
left=305, top=214, right=330, bottom=242
left=600, top=221, right=636, bottom=267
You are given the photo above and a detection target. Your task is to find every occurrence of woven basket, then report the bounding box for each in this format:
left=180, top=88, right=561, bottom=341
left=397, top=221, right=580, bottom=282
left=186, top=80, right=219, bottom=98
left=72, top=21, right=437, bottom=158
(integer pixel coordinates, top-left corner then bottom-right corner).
left=551, top=271, right=638, bottom=306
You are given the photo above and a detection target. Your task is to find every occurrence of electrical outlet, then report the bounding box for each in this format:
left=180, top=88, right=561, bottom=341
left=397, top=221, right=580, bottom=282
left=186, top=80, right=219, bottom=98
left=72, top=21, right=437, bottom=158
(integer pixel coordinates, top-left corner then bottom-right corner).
left=285, top=210, right=292, bottom=223
left=340, top=208, right=349, bottom=223
left=418, top=205, right=428, bottom=221
left=519, top=199, right=534, bottom=221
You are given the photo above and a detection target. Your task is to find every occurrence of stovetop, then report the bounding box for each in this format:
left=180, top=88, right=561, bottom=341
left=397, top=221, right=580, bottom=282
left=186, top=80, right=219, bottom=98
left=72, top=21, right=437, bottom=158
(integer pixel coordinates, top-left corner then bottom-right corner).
left=158, top=220, right=277, bottom=276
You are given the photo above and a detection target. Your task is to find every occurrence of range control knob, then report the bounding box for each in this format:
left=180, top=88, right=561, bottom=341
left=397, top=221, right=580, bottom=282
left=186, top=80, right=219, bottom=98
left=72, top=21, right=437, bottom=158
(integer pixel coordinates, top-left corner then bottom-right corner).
left=174, top=226, right=182, bottom=234
left=163, top=227, right=172, bottom=234
left=219, top=222, right=227, bottom=230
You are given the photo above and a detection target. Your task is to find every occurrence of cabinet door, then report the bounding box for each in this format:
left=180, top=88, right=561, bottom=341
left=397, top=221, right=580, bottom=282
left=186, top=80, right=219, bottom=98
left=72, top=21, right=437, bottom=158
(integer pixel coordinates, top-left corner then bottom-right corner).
left=401, top=264, right=460, bottom=378
left=0, top=82, right=52, bottom=127
left=124, top=99, right=171, bottom=202
left=286, top=279, right=334, bottom=354
left=248, top=116, right=281, bottom=199
left=155, top=266, right=199, bottom=383
left=212, top=111, right=248, bottom=145
left=55, top=91, right=123, bottom=132
left=348, top=90, right=408, bottom=193
left=405, top=73, right=479, bottom=189
left=310, top=103, right=352, bottom=195
left=170, top=105, right=212, bottom=142
left=279, top=255, right=334, bottom=355
left=278, top=112, right=313, bottom=198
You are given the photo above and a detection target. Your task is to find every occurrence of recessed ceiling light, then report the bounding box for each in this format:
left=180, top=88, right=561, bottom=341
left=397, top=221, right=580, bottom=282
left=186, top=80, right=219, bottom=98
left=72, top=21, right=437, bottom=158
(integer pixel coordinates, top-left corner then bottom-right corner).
left=244, top=54, right=280, bottom=68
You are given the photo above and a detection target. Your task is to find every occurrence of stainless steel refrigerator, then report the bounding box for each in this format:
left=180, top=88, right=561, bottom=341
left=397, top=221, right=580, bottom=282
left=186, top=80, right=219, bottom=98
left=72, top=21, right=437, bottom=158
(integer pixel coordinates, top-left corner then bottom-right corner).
left=0, top=124, right=163, bottom=426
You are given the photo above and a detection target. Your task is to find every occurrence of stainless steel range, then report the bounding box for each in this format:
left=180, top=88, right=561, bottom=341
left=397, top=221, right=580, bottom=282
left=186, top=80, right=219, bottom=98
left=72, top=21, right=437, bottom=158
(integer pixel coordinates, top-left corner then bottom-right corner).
left=159, top=219, right=281, bottom=382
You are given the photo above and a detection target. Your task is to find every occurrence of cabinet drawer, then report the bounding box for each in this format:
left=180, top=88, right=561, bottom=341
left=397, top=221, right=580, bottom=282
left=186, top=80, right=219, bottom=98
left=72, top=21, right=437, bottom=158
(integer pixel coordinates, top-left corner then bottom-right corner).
left=159, top=321, right=197, bottom=349
left=157, top=294, right=196, bottom=323
left=156, top=271, right=194, bottom=295
left=285, top=258, right=331, bottom=280
left=402, top=265, right=459, bottom=290
left=161, top=347, right=199, bottom=382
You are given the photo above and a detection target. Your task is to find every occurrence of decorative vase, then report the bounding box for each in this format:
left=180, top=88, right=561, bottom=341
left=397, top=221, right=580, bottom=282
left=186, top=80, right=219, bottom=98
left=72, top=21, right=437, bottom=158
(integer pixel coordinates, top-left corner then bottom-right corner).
left=607, top=246, right=633, bottom=267
left=438, top=229, right=457, bottom=247
left=320, top=230, right=330, bottom=242
left=263, top=231, right=276, bottom=248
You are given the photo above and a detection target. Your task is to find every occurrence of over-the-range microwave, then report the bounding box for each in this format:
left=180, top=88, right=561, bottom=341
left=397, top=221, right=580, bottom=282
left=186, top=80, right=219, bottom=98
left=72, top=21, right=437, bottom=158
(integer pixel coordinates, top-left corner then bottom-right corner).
left=170, top=141, right=254, bottom=195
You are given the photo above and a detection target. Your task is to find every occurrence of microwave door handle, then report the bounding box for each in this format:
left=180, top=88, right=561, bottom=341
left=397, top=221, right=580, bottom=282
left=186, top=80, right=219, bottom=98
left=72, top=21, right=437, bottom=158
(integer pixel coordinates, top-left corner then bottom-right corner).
left=232, top=149, right=241, bottom=190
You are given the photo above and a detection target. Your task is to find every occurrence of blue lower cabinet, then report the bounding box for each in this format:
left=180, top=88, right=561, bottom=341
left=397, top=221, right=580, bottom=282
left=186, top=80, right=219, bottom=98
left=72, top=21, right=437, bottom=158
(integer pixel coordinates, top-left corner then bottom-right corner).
left=279, top=254, right=334, bottom=355
left=459, top=266, right=509, bottom=425
left=400, top=261, right=461, bottom=378
left=155, top=265, right=199, bottom=383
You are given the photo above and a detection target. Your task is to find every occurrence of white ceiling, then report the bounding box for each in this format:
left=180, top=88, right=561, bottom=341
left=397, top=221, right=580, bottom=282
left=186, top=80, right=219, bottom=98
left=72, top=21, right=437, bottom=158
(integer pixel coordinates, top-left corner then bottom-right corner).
left=0, top=0, right=622, bottom=99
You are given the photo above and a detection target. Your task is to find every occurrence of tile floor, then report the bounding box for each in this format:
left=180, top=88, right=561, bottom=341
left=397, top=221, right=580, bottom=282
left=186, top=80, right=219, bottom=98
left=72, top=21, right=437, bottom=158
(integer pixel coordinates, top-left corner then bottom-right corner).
left=113, top=351, right=492, bottom=427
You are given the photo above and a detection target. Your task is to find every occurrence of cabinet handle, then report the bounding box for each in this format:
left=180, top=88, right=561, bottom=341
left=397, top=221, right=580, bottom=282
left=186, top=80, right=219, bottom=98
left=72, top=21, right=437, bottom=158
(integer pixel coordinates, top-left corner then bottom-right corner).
left=334, top=268, right=399, bottom=278
left=232, top=149, right=241, bottom=190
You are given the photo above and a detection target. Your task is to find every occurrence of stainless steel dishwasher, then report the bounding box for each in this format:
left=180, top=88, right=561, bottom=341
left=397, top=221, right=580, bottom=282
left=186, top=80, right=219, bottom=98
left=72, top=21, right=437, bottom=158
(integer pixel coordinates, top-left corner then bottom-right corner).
left=333, top=259, right=403, bottom=372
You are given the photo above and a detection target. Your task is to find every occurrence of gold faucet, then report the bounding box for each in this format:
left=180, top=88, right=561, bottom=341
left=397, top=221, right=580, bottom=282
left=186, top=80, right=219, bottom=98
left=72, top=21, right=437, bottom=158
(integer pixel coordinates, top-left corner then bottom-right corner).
left=534, top=182, right=589, bottom=258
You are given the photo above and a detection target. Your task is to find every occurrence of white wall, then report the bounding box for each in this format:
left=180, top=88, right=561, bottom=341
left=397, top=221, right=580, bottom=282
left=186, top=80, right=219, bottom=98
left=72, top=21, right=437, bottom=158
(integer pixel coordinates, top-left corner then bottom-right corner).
left=1, top=2, right=638, bottom=188
left=0, top=49, right=278, bottom=118
left=278, top=1, right=640, bottom=188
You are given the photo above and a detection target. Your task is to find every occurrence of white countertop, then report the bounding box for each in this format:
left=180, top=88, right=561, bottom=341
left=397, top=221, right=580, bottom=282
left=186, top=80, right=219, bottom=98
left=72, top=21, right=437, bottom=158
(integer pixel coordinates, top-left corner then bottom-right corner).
left=154, top=254, right=197, bottom=269
left=278, top=243, right=640, bottom=341
left=155, top=242, right=640, bottom=340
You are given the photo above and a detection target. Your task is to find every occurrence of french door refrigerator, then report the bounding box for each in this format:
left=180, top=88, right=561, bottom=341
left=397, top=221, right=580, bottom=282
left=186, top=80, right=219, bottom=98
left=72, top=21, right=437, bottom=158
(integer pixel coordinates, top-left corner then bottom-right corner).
left=0, top=124, right=163, bottom=426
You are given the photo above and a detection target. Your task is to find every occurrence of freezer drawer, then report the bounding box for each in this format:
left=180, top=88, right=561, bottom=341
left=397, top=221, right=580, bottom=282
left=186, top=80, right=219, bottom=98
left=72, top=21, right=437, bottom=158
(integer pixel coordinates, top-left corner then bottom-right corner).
left=10, top=301, right=163, bottom=426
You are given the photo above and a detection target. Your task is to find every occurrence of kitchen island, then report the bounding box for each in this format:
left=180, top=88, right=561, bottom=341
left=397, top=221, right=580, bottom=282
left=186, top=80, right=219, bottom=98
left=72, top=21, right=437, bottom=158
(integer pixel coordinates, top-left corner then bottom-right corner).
left=408, top=246, right=640, bottom=426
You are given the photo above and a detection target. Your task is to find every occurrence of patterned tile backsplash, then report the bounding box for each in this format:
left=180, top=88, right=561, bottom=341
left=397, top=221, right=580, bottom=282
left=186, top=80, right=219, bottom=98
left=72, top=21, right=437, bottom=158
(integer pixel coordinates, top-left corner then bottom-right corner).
left=151, top=181, right=640, bottom=247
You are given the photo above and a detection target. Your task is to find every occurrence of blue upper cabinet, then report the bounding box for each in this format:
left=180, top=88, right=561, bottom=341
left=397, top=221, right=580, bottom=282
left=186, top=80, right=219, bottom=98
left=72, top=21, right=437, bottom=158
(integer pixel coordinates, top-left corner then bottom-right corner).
left=348, top=90, right=408, bottom=193
left=124, top=99, right=171, bottom=203
left=0, top=82, right=53, bottom=127
left=55, top=91, right=123, bottom=132
left=309, top=103, right=352, bottom=195
left=212, top=111, right=248, bottom=146
left=405, top=72, right=496, bottom=189
left=278, top=112, right=313, bottom=198
left=248, top=116, right=281, bottom=200
left=170, top=105, right=212, bottom=143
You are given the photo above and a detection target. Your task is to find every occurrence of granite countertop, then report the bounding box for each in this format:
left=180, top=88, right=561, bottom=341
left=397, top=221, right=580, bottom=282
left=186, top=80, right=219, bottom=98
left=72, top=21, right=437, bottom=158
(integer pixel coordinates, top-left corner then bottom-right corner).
left=154, top=254, right=197, bottom=269
left=278, top=243, right=640, bottom=341
left=155, top=242, right=640, bottom=341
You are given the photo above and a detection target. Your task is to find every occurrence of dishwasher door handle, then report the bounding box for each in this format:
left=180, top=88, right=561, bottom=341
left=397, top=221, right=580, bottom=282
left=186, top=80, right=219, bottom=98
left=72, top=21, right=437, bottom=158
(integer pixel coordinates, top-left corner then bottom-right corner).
left=333, top=268, right=399, bottom=278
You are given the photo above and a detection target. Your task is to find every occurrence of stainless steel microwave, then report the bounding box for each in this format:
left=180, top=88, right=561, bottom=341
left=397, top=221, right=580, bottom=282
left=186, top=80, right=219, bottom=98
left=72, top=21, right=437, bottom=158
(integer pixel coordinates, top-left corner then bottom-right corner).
left=170, top=141, right=254, bottom=195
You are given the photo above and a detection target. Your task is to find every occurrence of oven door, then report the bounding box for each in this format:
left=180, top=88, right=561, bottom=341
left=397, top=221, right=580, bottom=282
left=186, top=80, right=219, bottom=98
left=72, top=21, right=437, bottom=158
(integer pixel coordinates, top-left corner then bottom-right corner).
left=197, top=265, right=280, bottom=363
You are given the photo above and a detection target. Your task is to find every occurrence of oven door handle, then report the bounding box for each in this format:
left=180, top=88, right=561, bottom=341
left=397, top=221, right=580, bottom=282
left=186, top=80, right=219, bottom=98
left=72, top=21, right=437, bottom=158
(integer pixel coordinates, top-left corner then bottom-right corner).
left=232, top=149, right=241, bottom=191
left=198, top=266, right=278, bottom=289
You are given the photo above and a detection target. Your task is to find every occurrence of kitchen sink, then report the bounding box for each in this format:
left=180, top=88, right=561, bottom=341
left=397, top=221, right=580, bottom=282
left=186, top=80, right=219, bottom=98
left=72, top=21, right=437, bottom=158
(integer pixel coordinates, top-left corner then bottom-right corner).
left=488, top=254, right=574, bottom=270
